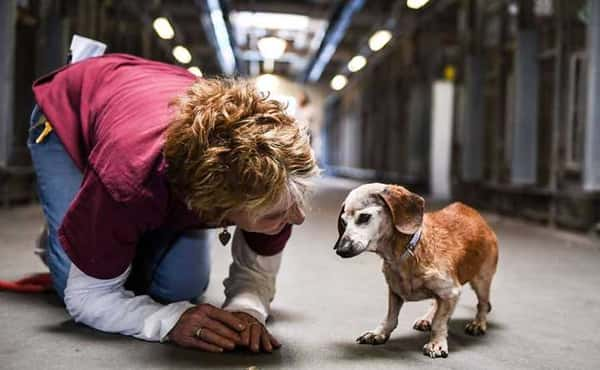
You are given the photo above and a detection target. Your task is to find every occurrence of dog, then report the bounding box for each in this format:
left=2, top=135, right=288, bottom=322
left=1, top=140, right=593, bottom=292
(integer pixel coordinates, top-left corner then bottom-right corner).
left=334, top=183, right=498, bottom=358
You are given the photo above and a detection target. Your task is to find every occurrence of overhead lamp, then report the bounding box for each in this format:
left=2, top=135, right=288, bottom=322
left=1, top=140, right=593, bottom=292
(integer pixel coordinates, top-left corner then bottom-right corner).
left=255, top=73, right=280, bottom=92
left=188, top=66, right=203, bottom=77
left=368, top=30, right=392, bottom=52
left=330, top=75, right=348, bottom=91
left=348, top=55, right=367, bottom=72
left=152, top=17, right=175, bottom=39
left=231, top=11, right=310, bottom=30
left=257, top=37, right=287, bottom=60
left=172, top=45, right=192, bottom=64
left=406, top=0, right=430, bottom=10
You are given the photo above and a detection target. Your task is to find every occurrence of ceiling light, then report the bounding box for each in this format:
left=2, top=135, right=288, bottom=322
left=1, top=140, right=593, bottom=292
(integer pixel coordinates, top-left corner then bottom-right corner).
left=231, top=11, right=310, bottom=30
left=188, top=66, right=203, bottom=77
left=406, top=0, right=430, bottom=10
left=330, top=75, right=348, bottom=91
left=255, top=73, right=280, bottom=92
left=257, top=37, right=287, bottom=60
left=172, top=45, right=192, bottom=64
left=153, top=17, right=174, bottom=39
left=369, top=30, right=392, bottom=52
left=348, top=55, right=367, bottom=72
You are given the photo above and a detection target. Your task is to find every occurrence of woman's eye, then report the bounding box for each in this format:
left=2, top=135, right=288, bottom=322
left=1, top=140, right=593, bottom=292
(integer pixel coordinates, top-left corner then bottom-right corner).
left=356, top=213, right=371, bottom=225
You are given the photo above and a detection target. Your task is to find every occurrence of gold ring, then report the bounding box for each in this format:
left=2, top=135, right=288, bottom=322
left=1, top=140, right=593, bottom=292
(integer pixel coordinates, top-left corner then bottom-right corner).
left=194, top=327, right=203, bottom=338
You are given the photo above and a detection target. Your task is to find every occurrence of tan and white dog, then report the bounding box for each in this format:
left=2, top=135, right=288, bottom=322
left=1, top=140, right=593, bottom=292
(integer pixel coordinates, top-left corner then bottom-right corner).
left=334, top=183, right=498, bottom=358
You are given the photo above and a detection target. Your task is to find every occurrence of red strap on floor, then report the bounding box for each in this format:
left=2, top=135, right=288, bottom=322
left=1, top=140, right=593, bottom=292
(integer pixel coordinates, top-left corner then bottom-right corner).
left=0, top=273, right=53, bottom=293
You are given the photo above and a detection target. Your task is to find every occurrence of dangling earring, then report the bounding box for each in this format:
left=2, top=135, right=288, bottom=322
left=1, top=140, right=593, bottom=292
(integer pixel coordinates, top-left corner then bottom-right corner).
left=218, top=227, right=231, bottom=246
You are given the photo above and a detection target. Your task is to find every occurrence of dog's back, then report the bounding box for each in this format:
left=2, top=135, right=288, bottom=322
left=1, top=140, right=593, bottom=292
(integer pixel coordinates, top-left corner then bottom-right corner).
left=424, top=202, right=498, bottom=285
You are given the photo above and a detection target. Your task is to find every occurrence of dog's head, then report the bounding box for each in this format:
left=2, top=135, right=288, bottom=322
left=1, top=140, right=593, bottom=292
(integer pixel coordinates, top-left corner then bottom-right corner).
left=334, top=183, right=424, bottom=258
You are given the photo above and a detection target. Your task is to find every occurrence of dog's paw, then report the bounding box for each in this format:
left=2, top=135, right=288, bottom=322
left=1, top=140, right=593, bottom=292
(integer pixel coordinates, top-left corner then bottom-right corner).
left=423, top=338, right=448, bottom=358
left=412, top=319, right=432, bottom=332
left=465, top=319, right=487, bottom=336
left=356, top=331, right=389, bottom=345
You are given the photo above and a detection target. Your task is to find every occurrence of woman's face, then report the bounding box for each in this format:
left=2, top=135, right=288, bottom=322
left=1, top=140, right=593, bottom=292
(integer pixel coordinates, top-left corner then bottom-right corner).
left=228, top=192, right=305, bottom=235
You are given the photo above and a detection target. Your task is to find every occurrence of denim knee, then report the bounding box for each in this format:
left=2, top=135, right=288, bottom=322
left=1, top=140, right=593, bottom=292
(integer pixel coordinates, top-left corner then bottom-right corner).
left=148, top=230, right=211, bottom=303
left=150, top=265, right=210, bottom=303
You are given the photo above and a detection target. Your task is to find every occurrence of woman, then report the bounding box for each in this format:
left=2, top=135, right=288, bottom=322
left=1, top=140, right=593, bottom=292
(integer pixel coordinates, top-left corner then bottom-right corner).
left=28, top=53, right=318, bottom=353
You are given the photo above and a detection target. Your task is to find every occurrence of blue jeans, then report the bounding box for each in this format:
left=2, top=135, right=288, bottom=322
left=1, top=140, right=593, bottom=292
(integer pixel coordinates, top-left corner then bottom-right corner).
left=27, top=105, right=210, bottom=303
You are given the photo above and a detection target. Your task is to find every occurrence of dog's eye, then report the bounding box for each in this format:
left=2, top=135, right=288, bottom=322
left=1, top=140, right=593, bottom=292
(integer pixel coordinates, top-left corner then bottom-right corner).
left=356, top=213, right=371, bottom=225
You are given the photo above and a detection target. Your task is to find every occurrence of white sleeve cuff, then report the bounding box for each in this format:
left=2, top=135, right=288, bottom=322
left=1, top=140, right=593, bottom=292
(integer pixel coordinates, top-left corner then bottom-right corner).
left=223, top=291, right=268, bottom=325
left=146, top=301, right=195, bottom=342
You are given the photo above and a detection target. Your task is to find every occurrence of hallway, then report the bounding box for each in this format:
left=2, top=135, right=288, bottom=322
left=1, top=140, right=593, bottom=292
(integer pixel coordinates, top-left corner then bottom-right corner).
left=1, top=177, right=599, bottom=370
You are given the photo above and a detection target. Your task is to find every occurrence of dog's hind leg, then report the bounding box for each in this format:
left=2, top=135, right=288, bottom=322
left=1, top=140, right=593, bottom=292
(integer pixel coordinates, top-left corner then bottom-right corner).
left=357, top=288, right=403, bottom=345
left=412, top=300, right=437, bottom=332
left=465, top=271, right=494, bottom=336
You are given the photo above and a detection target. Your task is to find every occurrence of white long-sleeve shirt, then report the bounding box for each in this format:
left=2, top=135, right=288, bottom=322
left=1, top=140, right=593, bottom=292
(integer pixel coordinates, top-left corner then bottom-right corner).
left=63, top=228, right=282, bottom=342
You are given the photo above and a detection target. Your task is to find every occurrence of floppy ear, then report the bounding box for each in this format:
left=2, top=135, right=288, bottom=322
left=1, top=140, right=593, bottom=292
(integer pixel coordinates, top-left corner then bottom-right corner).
left=334, top=203, right=346, bottom=250
left=337, top=204, right=346, bottom=236
left=377, top=185, right=424, bottom=235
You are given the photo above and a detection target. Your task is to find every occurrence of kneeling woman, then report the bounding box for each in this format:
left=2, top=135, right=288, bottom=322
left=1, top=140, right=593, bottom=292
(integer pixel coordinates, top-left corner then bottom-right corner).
left=29, top=53, right=318, bottom=353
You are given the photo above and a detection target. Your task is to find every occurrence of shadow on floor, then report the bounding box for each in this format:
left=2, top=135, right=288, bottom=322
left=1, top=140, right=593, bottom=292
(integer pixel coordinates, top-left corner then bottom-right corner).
left=0, top=290, right=63, bottom=307
left=1, top=290, right=301, bottom=369
left=332, top=318, right=506, bottom=361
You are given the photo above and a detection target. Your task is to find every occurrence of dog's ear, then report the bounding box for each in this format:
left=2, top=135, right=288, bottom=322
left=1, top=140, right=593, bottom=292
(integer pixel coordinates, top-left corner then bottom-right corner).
left=334, top=204, right=346, bottom=250
left=337, top=204, right=346, bottom=236
left=378, top=185, right=424, bottom=235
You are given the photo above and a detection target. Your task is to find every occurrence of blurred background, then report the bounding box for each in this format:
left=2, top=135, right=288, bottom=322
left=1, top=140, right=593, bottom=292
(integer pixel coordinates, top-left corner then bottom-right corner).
left=0, top=0, right=598, bottom=233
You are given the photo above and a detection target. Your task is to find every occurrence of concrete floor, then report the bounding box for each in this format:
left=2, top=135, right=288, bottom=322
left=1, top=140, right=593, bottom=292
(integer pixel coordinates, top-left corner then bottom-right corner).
left=1, top=177, right=600, bottom=370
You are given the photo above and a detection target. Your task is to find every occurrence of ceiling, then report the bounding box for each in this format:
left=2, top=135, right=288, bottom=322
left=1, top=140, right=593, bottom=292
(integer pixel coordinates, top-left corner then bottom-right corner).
left=144, top=0, right=403, bottom=86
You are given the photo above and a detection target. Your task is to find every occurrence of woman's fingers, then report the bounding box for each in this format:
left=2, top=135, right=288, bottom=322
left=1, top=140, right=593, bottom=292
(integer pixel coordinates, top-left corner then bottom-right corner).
left=180, top=336, right=224, bottom=353
left=206, top=306, right=246, bottom=332
left=261, top=330, right=273, bottom=353
left=250, top=324, right=262, bottom=352
left=227, top=311, right=280, bottom=353
left=197, top=328, right=236, bottom=351
left=240, top=326, right=250, bottom=346
left=202, top=318, right=242, bottom=343
left=269, top=332, right=282, bottom=349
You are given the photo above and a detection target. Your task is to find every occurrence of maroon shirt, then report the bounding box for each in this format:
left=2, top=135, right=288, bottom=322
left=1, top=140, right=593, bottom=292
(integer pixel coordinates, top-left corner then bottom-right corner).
left=32, top=54, right=290, bottom=279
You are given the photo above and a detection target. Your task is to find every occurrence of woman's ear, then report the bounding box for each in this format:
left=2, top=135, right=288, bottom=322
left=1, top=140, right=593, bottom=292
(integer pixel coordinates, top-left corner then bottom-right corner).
left=377, top=185, right=424, bottom=235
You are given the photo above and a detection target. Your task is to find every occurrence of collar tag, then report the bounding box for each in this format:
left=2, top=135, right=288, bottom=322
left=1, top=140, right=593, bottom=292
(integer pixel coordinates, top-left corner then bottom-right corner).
left=402, top=227, right=422, bottom=259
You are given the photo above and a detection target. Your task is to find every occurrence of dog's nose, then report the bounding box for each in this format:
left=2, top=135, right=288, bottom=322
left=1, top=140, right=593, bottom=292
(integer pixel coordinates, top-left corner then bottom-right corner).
left=333, top=235, right=351, bottom=251
left=335, top=238, right=356, bottom=258
left=334, top=236, right=349, bottom=250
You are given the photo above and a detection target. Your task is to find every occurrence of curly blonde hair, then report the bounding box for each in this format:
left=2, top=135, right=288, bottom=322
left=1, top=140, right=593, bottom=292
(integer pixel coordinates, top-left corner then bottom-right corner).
left=164, top=78, right=319, bottom=223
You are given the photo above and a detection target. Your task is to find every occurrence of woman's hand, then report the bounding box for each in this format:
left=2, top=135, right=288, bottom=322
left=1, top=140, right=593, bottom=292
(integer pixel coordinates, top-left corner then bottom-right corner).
left=232, top=312, right=281, bottom=353
left=168, top=304, right=246, bottom=352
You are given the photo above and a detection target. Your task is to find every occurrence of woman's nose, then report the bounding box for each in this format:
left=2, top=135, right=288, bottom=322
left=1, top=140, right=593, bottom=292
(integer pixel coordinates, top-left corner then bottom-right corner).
left=288, top=203, right=305, bottom=225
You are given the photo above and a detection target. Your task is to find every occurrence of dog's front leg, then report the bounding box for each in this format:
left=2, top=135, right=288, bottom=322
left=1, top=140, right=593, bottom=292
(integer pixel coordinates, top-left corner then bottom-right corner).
left=423, top=295, right=459, bottom=358
left=356, top=288, right=403, bottom=345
